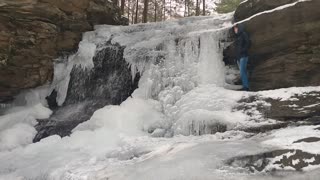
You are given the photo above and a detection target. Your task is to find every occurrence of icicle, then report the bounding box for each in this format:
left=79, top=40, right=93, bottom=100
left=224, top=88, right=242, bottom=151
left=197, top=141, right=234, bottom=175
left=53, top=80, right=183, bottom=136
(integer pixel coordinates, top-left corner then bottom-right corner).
left=51, top=56, right=74, bottom=106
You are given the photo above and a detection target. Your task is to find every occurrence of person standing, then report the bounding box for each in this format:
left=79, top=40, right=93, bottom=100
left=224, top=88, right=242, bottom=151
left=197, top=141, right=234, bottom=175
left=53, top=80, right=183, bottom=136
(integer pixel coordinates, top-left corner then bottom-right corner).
left=234, top=24, right=250, bottom=91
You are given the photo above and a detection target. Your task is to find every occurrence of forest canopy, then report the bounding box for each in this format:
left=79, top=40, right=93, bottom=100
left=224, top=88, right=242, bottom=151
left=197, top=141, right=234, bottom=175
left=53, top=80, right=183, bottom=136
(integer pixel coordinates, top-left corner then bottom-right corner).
left=113, top=0, right=244, bottom=24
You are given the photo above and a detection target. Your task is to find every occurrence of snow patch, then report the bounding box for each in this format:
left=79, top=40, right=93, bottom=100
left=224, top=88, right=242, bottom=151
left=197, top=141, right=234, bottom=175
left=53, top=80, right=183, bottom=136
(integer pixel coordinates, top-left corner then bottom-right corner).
left=0, top=104, right=52, bottom=151
left=262, top=125, right=320, bottom=154
left=258, top=86, right=320, bottom=101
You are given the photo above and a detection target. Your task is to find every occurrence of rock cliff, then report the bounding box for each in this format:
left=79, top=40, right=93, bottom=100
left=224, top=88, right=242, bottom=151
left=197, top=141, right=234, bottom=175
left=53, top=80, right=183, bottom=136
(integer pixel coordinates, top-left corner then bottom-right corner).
left=224, top=0, right=320, bottom=91
left=0, top=0, right=127, bottom=102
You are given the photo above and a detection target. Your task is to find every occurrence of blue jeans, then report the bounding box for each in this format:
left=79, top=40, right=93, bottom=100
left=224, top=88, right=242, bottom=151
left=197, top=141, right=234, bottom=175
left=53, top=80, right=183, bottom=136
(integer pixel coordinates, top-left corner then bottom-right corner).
left=237, top=57, right=249, bottom=89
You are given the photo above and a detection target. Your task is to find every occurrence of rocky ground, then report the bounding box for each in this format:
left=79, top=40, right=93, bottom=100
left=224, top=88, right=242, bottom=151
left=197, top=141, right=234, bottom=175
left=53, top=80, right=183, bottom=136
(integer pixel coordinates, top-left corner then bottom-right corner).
left=229, top=87, right=320, bottom=172
left=221, top=0, right=320, bottom=171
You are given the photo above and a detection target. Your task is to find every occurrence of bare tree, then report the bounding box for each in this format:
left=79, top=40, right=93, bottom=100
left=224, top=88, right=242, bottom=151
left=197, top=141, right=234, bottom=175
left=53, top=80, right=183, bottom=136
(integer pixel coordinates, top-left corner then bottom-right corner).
left=169, top=0, right=172, bottom=18
left=163, top=0, right=166, bottom=20
left=143, top=0, right=149, bottom=23
left=202, top=0, right=205, bottom=15
left=135, top=0, right=139, bottom=23
left=131, top=1, right=135, bottom=23
left=154, top=1, right=157, bottom=22
left=159, top=2, right=163, bottom=21
left=187, top=0, right=190, bottom=16
left=121, top=0, right=125, bottom=14
left=113, top=0, right=119, bottom=6
left=184, top=0, right=187, bottom=17
left=127, top=0, right=131, bottom=20
left=196, top=0, right=200, bottom=16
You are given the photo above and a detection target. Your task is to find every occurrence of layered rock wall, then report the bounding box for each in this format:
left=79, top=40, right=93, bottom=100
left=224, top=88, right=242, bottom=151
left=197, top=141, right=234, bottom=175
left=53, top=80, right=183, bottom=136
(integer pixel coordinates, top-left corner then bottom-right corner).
left=224, top=0, right=320, bottom=90
left=0, top=0, right=127, bottom=102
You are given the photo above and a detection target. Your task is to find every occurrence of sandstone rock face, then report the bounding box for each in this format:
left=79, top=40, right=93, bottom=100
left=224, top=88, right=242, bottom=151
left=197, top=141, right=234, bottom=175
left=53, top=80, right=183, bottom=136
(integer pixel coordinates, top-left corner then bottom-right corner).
left=224, top=0, right=320, bottom=91
left=234, top=0, right=298, bottom=22
left=0, top=0, right=127, bottom=102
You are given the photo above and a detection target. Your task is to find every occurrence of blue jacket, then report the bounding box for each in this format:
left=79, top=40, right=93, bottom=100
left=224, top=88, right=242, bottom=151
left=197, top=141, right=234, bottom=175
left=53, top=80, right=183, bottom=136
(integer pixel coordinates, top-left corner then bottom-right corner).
left=235, top=24, right=250, bottom=60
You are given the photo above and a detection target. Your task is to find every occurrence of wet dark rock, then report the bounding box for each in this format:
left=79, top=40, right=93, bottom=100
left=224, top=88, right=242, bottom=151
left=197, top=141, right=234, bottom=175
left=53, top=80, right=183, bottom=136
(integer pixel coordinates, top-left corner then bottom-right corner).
left=224, top=0, right=320, bottom=91
left=228, top=149, right=320, bottom=172
left=34, top=100, right=103, bottom=141
left=34, top=118, right=83, bottom=141
left=241, top=123, right=288, bottom=134
left=0, top=96, right=13, bottom=104
left=262, top=92, right=320, bottom=121
left=64, top=43, right=137, bottom=105
left=293, top=137, right=320, bottom=144
left=33, top=43, right=139, bottom=142
left=46, top=90, right=58, bottom=110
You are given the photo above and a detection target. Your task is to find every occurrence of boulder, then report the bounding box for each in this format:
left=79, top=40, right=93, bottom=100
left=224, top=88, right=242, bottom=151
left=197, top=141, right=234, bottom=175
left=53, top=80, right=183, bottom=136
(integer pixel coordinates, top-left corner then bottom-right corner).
left=0, top=0, right=127, bottom=102
left=224, top=0, right=320, bottom=91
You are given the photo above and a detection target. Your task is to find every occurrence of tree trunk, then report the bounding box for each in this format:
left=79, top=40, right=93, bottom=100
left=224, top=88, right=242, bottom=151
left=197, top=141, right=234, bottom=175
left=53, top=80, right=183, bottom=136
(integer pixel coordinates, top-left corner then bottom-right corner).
left=169, top=0, right=171, bottom=18
left=121, top=0, right=125, bottom=14
left=113, top=0, right=119, bottom=6
left=127, top=0, right=130, bottom=20
left=187, top=0, right=190, bottom=16
left=154, top=2, right=157, bottom=22
left=159, top=3, right=163, bottom=21
left=135, top=0, right=139, bottom=24
left=163, top=0, right=165, bottom=21
left=131, top=2, right=135, bottom=24
left=142, top=0, right=149, bottom=23
left=196, top=0, right=199, bottom=16
left=202, top=0, right=205, bottom=16
left=184, top=0, right=187, bottom=17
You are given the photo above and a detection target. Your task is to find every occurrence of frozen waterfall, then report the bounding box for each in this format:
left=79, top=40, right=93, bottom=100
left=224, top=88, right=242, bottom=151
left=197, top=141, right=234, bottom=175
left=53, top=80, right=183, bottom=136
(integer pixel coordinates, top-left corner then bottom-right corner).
left=65, top=14, right=236, bottom=137
left=1, top=13, right=306, bottom=180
